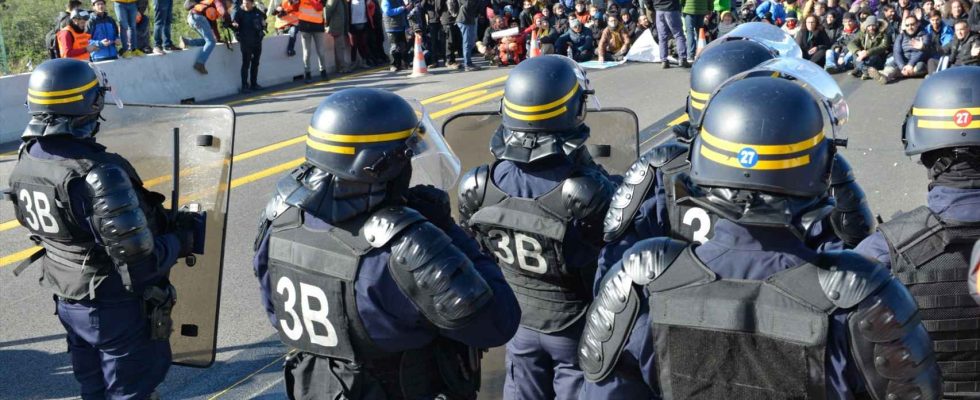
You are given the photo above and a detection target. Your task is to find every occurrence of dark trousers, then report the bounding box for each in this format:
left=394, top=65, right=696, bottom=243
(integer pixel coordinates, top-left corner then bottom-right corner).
left=387, top=31, right=408, bottom=69
left=350, top=23, right=372, bottom=65
left=804, top=49, right=827, bottom=68
left=241, top=43, right=261, bottom=87
left=656, top=10, right=687, bottom=60
left=285, top=25, right=298, bottom=53
left=428, top=22, right=444, bottom=63
left=153, top=0, right=174, bottom=47
left=444, top=23, right=461, bottom=63
left=855, top=54, right=886, bottom=73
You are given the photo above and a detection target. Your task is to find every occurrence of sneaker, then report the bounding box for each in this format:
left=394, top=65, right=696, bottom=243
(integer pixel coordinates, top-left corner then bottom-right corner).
left=131, top=49, right=145, bottom=57
left=389, top=66, right=399, bottom=72
left=849, top=69, right=862, bottom=78
left=679, top=59, right=691, bottom=68
left=464, top=64, right=482, bottom=71
left=193, top=62, right=208, bottom=74
left=240, top=86, right=252, bottom=94
left=860, top=72, right=872, bottom=80
left=867, top=67, right=880, bottom=80
left=250, top=83, right=264, bottom=91
left=875, top=75, right=889, bottom=85
left=153, top=46, right=165, bottom=55
left=320, top=70, right=328, bottom=81
left=824, top=65, right=838, bottom=74
left=120, top=51, right=132, bottom=59
left=662, top=60, right=670, bottom=69
left=304, top=71, right=312, bottom=83
left=164, top=44, right=182, bottom=52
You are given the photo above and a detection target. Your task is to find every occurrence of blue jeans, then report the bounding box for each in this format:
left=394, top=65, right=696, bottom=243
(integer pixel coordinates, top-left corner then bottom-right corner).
left=457, top=22, right=477, bottom=66
left=825, top=49, right=855, bottom=70
left=682, top=13, right=704, bottom=60
left=153, top=0, right=174, bottom=47
left=186, top=13, right=216, bottom=65
left=115, top=2, right=138, bottom=52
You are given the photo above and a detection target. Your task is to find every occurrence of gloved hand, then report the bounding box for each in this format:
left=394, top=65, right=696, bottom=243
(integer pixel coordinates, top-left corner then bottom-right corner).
left=176, top=210, right=207, bottom=256
left=406, top=185, right=455, bottom=231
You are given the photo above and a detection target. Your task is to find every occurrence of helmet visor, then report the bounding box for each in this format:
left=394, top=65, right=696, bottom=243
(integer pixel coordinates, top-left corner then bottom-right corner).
left=92, top=64, right=123, bottom=110
left=406, top=101, right=461, bottom=191
left=708, top=22, right=803, bottom=58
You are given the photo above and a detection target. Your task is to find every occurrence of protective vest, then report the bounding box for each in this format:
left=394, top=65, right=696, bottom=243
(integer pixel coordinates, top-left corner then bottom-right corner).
left=192, top=0, right=222, bottom=21
left=266, top=207, right=457, bottom=399
left=648, top=247, right=837, bottom=399
left=275, top=1, right=300, bottom=30
left=382, top=0, right=407, bottom=32
left=7, top=143, right=159, bottom=300
left=465, top=162, right=604, bottom=333
left=879, top=206, right=980, bottom=396
left=294, top=0, right=325, bottom=24
left=60, top=26, right=91, bottom=61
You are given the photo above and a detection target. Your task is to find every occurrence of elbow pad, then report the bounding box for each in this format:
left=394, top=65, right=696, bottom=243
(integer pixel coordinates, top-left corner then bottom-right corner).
left=457, top=165, right=490, bottom=227
left=86, top=164, right=154, bottom=264
left=829, top=154, right=876, bottom=247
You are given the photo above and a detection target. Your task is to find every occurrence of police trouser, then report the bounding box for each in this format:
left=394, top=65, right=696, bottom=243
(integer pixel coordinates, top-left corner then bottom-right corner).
left=387, top=31, right=408, bottom=69
left=56, top=296, right=172, bottom=400
left=503, top=320, right=586, bottom=400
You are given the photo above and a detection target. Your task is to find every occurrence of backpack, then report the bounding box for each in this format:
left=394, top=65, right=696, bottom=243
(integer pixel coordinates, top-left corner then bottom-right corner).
left=184, top=0, right=202, bottom=10
left=45, top=12, right=72, bottom=59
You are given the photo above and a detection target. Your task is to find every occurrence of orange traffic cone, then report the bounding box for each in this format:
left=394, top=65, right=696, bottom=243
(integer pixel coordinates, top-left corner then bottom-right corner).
left=410, top=33, right=428, bottom=78
left=529, top=29, right=541, bottom=58
left=694, top=27, right=707, bottom=59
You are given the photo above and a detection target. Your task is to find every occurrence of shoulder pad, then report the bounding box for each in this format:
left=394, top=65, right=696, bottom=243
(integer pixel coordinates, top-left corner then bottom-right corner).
left=388, top=221, right=494, bottom=330
left=562, top=167, right=616, bottom=220
left=363, top=207, right=426, bottom=248
left=848, top=276, right=943, bottom=400
left=580, top=262, right=642, bottom=382
left=830, top=153, right=856, bottom=185
left=603, top=143, right=689, bottom=242
left=457, top=165, right=490, bottom=222
left=828, top=179, right=876, bottom=247
left=877, top=206, right=938, bottom=250
left=622, top=237, right=688, bottom=285
left=85, top=163, right=136, bottom=198
left=262, top=189, right=292, bottom=223
left=815, top=250, right=892, bottom=309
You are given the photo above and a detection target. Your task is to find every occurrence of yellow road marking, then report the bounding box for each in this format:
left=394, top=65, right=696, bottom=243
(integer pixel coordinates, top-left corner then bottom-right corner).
left=226, top=67, right=385, bottom=106
left=206, top=350, right=296, bottom=400
left=431, top=90, right=504, bottom=119
left=446, top=89, right=489, bottom=105
left=420, top=75, right=507, bottom=105
left=0, top=246, right=43, bottom=268
left=667, top=113, right=689, bottom=126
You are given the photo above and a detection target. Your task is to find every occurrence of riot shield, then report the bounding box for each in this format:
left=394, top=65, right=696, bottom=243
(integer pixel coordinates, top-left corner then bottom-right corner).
left=98, top=104, right=235, bottom=368
left=704, top=22, right=803, bottom=58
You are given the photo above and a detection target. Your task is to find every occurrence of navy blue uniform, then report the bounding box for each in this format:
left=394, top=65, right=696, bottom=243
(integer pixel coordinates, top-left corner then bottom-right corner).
left=29, top=137, right=182, bottom=400
left=253, top=211, right=520, bottom=355
left=856, top=186, right=980, bottom=267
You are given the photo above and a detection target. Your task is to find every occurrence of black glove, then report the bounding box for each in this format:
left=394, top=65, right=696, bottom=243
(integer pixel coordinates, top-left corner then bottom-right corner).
left=406, top=185, right=455, bottom=231
left=176, top=210, right=206, bottom=257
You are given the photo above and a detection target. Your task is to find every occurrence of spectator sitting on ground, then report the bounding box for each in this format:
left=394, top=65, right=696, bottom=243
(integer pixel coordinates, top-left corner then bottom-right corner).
left=478, top=15, right=505, bottom=63
left=739, top=0, right=758, bottom=21
left=848, top=15, right=891, bottom=78
left=925, top=9, right=953, bottom=60
left=540, top=6, right=554, bottom=28
left=556, top=18, right=595, bottom=60
left=519, top=0, right=536, bottom=30
left=857, top=7, right=873, bottom=23
left=797, top=14, right=831, bottom=65
left=919, top=0, right=936, bottom=19
left=586, top=3, right=605, bottom=31
left=632, top=14, right=654, bottom=41
left=874, top=14, right=928, bottom=83
left=824, top=10, right=842, bottom=41
left=756, top=0, right=787, bottom=25
left=598, top=12, right=631, bottom=61
left=826, top=0, right=846, bottom=18
left=937, top=19, right=980, bottom=68
left=718, top=10, right=738, bottom=35
left=826, top=12, right=861, bottom=72
left=704, top=11, right=719, bottom=41
left=59, top=9, right=96, bottom=60
left=944, top=0, right=969, bottom=25
left=848, top=0, right=870, bottom=14
left=782, top=13, right=801, bottom=34
left=553, top=4, right=570, bottom=33
left=811, top=1, right=828, bottom=19
left=89, top=0, right=121, bottom=61
left=896, top=0, right=916, bottom=19
left=621, top=10, right=637, bottom=38
left=498, top=22, right=525, bottom=65
left=533, top=14, right=558, bottom=54
left=880, top=4, right=901, bottom=39
left=575, top=0, right=591, bottom=24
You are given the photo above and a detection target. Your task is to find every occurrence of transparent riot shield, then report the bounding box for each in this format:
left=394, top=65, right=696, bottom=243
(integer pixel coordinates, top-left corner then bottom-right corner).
left=704, top=21, right=803, bottom=58
left=98, top=104, right=235, bottom=368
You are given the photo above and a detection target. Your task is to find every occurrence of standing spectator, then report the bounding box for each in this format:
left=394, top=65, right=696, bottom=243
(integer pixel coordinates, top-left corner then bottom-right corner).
left=424, top=0, right=444, bottom=67
left=598, top=13, right=631, bottom=61
left=718, top=10, right=738, bottom=35
left=135, top=0, right=153, bottom=54
left=153, top=0, right=181, bottom=53
left=232, top=0, right=267, bottom=92
left=682, top=0, right=710, bottom=60
left=555, top=18, right=595, bottom=60
left=59, top=9, right=96, bottom=60
left=937, top=19, right=979, bottom=68
left=325, top=0, right=351, bottom=73
left=440, top=0, right=461, bottom=68
left=271, top=0, right=300, bottom=57
left=185, top=0, right=227, bottom=74
left=369, top=0, right=390, bottom=65
left=350, top=0, right=374, bottom=67
left=825, top=12, right=860, bottom=72
left=848, top=15, right=891, bottom=78
left=553, top=3, right=570, bottom=33
left=656, top=0, right=689, bottom=68
left=519, top=0, right=537, bottom=29
left=89, top=0, right=121, bottom=61
left=944, top=0, right=969, bottom=25
left=450, top=0, right=482, bottom=70
left=970, top=0, right=980, bottom=31
left=756, top=0, right=786, bottom=25
left=382, top=0, right=411, bottom=71
left=873, top=15, right=927, bottom=83
left=285, top=0, right=329, bottom=82
left=48, top=1, right=84, bottom=59
left=114, top=0, right=139, bottom=57
left=796, top=14, right=831, bottom=65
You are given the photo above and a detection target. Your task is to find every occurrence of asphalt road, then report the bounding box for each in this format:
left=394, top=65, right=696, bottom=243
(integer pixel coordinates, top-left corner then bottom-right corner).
left=0, top=60, right=927, bottom=400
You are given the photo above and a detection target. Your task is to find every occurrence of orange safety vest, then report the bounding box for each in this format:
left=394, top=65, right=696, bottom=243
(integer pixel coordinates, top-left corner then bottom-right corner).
left=193, top=0, right=222, bottom=21
left=275, top=0, right=300, bottom=29
left=60, top=26, right=91, bottom=61
left=295, top=0, right=324, bottom=24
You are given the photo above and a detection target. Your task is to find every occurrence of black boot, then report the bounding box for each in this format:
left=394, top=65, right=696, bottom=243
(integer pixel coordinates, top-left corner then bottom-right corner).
left=320, top=70, right=328, bottom=81
left=304, top=71, right=312, bottom=83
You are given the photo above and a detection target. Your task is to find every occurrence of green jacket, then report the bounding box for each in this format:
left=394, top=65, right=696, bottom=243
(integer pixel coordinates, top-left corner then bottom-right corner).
left=714, top=0, right=730, bottom=12
left=325, top=0, right=349, bottom=36
left=681, top=0, right=712, bottom=15
left=847, top=23, right=891, bottom=57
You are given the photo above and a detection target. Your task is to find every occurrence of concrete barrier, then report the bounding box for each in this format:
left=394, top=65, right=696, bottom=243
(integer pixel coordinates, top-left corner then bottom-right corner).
left=0, top=33, right=340, bottom=144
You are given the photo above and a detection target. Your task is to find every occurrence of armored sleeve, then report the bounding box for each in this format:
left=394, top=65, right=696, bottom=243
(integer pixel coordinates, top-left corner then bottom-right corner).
left=457, top=165, right=490, bottom=227
left=819, top=252, right=943, bottom=399
left=603, top=142, right=688, bottom=242
left=564, top=167, right=617, bottom=244
left=85, top=163, right=155, bottom=266
left=829, top=153, right=876, bottom=248
left=368, top=213, right=495, bottom=330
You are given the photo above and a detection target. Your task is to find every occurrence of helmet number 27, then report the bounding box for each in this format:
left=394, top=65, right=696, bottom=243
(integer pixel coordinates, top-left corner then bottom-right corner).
left=954, top=110, right=973, bottom=128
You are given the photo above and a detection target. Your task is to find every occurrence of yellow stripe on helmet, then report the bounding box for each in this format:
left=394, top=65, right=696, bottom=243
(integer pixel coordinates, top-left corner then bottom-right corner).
left=502, top=83, right=580, bottom=113
left=916, top=119, right=980, bottom=130
left=27, top=79, right=98, bottom=98
left=305, top=138, right=355, bottom=155
left=689, top=99, right=705, bottom=110
left=307, top=126, right=414, bottom=143
left=27, top=94, right=84, bottom=105
left=503, top=106, right=569, bottom=122
left=699, top=145, right=811, bottom=170
left=700, top=129, right=825, bottom=155
left=912, top=107, right=980, bottom=117
left=689, top=89, right=710, bottom=101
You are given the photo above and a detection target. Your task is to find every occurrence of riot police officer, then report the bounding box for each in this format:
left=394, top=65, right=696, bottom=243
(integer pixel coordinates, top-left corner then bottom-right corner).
left=5, top=58, right=203, bottom=399
left=456, top=55, right=616, bottom=400
left=581, top=73, right=942, bottom=399
left=856, top=66, right=980, bottom=398
left=253, top=88, right=520, bottom=399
